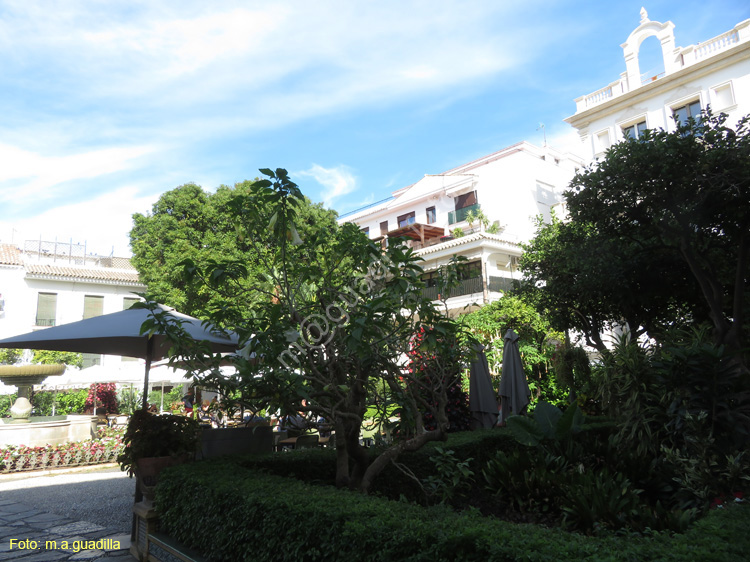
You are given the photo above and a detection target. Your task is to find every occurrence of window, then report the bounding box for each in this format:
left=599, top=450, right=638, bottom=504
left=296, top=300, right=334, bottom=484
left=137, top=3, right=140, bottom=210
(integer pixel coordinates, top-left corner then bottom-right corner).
left=673, top=100, right=701, bottom=127
left=82, top=295, right=104, bottom=366
left=454, top=191, right=477, bottom=210
left=397, top=211, right=416, bottom=228
left=361, top=227, right=370, bottom=237
left=35, top=293, right=57, bottom=326
left=380, top=221, right=389, bottom=235
left=458, top=260, right=482, bottom=280
left=82, top=354, right=102, bottom=369
left=711, top=82, right=735, bottom=111
left=622, top=120, right=647, bottom=139
left=122, top=298, right=141, bottom=360
left=83, top=295, right=104, bottom=319
left=595, top=130, right=611, bottom=153
left=422, top=270, right=439, bottom=288
left=425, top=206, right=436, bottom=224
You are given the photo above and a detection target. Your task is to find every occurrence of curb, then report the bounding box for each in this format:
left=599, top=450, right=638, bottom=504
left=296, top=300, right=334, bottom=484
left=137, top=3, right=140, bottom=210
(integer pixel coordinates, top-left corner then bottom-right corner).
left=0, top=462, right=120, bottom=481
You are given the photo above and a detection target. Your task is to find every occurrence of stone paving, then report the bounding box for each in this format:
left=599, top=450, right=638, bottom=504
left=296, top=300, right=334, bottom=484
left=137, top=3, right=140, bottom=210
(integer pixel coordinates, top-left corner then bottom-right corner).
left=0, top=499, right=134, bottom=561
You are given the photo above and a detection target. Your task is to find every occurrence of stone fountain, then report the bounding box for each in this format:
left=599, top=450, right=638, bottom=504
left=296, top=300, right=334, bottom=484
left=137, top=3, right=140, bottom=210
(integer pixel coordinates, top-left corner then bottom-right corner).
left=0, top=364, right=97, bottom=447
left=0, top=364, right=66, bottom=423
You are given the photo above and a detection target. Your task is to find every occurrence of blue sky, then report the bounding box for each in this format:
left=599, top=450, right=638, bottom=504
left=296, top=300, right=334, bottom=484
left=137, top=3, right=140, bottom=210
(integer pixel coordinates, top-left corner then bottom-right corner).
left=1, top=1, right=748, bottom=257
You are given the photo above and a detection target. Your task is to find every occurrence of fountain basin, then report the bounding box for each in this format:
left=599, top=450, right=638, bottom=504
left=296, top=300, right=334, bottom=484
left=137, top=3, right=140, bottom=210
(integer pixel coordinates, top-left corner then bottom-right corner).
left=0, top=415, right=98, bottom=447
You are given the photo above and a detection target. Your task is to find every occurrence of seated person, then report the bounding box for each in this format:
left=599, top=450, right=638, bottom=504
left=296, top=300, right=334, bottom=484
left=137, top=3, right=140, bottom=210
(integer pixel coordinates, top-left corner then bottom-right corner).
left=317, top=416, right=332, bottom=438
left=280, top=413, right=307, bottom=438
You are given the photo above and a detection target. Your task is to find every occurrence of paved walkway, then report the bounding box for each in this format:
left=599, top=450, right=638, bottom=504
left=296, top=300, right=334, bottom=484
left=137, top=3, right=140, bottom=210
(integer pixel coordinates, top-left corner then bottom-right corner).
left=0, top=469, right=135, bottom=561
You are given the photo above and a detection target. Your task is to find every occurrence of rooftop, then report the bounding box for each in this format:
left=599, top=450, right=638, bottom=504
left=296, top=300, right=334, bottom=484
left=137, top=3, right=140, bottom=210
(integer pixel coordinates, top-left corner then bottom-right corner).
left=0, top=241, right=143, bottom=286
left=569, top=15, right=750, bottom=116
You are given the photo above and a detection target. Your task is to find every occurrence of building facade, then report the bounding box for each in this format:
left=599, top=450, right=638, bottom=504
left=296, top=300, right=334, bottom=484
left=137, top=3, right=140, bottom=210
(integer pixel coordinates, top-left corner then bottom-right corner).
left=566, top=9, right=750, bottom=160
left=0, top=240, right=146, bottom=368
left=338, top=142, right=583, bottom=314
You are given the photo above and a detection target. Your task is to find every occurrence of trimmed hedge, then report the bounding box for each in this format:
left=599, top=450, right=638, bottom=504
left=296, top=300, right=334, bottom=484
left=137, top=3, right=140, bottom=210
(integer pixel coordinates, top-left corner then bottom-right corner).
left=236, top=429, right=522, bottom=502
left=156, top=456, right=750, bottom=562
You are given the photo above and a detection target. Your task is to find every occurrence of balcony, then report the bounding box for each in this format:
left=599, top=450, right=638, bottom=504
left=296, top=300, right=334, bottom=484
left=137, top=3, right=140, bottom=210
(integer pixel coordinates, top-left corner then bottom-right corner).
left=421, top=276, right=483, bottom=300
left=488, top=276, right=518, bottom=293
left=448, top=203, right=480, bottom=225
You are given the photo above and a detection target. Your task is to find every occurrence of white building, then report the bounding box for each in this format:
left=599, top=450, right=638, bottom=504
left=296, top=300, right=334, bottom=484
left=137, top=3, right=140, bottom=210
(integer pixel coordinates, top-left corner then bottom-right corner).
left=338, top=142, right=583, bottom=314
left=566, top=9, right=750, bottom=160
left=0, top=240, right=146, bottom=368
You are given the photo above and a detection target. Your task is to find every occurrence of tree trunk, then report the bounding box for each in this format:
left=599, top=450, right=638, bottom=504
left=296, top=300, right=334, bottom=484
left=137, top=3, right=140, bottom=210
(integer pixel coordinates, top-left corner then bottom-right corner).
left=357, top=428, right=446, bottom=493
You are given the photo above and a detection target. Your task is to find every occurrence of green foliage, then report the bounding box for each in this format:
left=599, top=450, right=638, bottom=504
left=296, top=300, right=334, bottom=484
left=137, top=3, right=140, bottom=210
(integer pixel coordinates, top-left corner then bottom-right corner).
left=30, top=388, right=88, bottom=415
left=156, top=455, right=750, bottom=561
left=451, top=226, right=464, bottom=238
left=422, top=446, right=474, bottom=506
left=525, top=111, right=750, bottom=365
left=485, top=222, right=500, bottom=234
left=506, top=401, right=584, bottom=447
left=591, top=330, right=750, bottom=512
left=130, top=179, right=339, bottom=320
left=483, top=448, right=569, bottom=514
left=464, top=209, right=489, bottom=230
left=118, top=386, right=143, bottom=416
left=155, top=168, right=473, bottom=492
left=31, top=350, right=83, bottom=368
left=117, top=410, right=201, bottom=476
left=0, top=394, right=15, bottom=417
left=0, top=348, right=21, bottom=365
left=147, top=387, right=182, bottom=413
left=460, top=295, right=565, bottom=404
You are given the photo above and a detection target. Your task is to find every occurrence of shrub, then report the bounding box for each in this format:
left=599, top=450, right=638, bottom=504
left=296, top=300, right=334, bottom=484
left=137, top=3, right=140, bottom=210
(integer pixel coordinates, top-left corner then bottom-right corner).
left=86, top=383, right=119, bottom=413
left=118, top=410, right=201, bottom=476
left=30, top=388, right=89, bottom=415
left=155, top=456, right=750, bottom=562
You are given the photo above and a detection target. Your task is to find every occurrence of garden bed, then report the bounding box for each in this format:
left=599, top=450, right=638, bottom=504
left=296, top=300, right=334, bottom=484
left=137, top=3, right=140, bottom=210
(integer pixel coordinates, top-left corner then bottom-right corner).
left=0, top=426, right=124, bottom=474
left=155, top=454, right=750, bottom=562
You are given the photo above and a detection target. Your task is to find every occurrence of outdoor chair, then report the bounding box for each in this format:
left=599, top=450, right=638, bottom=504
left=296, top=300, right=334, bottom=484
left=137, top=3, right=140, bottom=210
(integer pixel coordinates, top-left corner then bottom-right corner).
left=294, top=434, right=319, bottom=449
left=318, top=432, right=335, bottom=448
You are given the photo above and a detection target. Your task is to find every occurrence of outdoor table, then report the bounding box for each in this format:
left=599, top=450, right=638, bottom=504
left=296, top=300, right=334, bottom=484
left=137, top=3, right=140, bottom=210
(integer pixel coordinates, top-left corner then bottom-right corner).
left=277, top=437, right=297, bottom=451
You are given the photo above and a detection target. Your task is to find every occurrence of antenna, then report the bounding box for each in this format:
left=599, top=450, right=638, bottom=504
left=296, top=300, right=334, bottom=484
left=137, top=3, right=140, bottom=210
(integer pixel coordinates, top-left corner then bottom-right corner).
left=537, top=123, right=547, bottom=147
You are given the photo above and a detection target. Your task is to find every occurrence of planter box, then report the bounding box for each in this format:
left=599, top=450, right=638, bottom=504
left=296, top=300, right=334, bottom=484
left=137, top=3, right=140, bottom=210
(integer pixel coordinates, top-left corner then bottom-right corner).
left=199, top=426, right=273, bottom=459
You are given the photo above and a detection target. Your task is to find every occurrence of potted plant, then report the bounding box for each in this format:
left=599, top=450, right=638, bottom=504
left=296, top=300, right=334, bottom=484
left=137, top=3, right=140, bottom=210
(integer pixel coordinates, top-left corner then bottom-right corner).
left=118, top=410, right=201, bottom=503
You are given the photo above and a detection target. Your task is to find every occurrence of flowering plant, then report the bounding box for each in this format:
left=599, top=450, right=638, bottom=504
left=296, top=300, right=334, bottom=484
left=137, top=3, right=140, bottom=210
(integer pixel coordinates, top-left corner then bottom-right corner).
left=405, top=326, right=472, bottom=433
left=86, top=382, right=119, bottom=413
left=0, top=426, right=125, bottom=473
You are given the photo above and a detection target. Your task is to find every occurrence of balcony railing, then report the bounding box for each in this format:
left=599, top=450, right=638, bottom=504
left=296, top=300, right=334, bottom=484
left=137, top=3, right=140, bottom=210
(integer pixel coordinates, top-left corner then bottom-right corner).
left=448, top=203, right=480, bottom=225
left=35, top=318, right=56, bottom=327
left=488, top=276, right=518, bottom=294
left=421, top=276, right=483, bottom=300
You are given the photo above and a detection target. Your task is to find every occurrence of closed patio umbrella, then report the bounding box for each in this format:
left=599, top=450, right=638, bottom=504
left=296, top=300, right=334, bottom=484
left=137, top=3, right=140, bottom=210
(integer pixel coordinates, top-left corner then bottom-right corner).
left=498, top=328, right=530, bottom=425
left=468, top=343, right=498, bottom=429
left=0, top=303, right=238, bottom=410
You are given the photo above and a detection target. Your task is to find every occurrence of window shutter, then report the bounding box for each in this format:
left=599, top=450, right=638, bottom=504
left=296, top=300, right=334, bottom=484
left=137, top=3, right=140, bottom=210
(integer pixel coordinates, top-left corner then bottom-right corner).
left=83, top=295, right=104, bottom=319
left=36, top=293, right=57, bottom=326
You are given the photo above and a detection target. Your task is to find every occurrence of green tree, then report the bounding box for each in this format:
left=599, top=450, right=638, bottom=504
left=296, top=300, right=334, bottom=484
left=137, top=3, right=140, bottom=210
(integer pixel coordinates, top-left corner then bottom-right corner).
left=520, top=215, right=701, bottom=352
left=461, top=295, right=565, bottom=403
left=32, top=350, right=83, bottom=369
left=566, top=110, right=749, bottom=369
left=130, top=180, right=338, bottom=320
left=522, top=111, right=749, bottom=370
left=0, top=348, right=21, bottom=365
left=154, top=168, right=471, bottom=493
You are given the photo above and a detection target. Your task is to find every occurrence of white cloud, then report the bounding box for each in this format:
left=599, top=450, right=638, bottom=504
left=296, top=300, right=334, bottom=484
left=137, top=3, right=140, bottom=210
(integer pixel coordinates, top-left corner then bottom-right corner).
left=545, top=127, right=587, bottom=160
left=297, top=164, right=357, bottom=208
left=0, top=144, right=156, bottom=202
left=0, top=186, right=156, bottom=258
